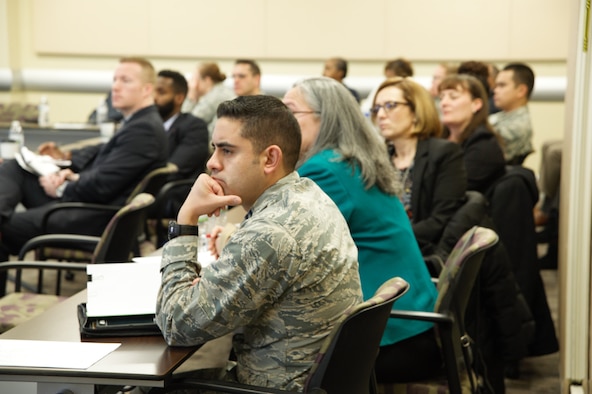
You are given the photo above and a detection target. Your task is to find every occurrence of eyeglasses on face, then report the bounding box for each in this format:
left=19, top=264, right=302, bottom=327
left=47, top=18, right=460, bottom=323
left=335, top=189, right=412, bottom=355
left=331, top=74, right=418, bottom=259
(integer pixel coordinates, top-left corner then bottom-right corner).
left=370, top=101, right=409, bottom=115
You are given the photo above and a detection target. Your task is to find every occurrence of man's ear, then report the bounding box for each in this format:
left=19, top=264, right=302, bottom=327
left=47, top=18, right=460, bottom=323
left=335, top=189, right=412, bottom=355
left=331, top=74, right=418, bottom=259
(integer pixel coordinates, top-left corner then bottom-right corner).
left=174, top=92, right=185, bottom=106
left=262, top=145, right=283, bottom=175
left=143, top=83, right=154, bottom=99
left=517, top=83, right=528, bottom=99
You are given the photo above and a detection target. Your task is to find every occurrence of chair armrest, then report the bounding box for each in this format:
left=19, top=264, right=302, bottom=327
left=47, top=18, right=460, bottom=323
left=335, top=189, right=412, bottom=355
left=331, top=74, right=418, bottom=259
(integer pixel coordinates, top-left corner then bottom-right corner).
left=0, top=260, right=89, bottom=273
left=41, top=202, right=121, bottom=229
left=390, top=309, right=454, bottom=325
left=18, top=234, right=101, bottom=260
left=169, top=378, right=317, bottom=394
left=156, top=179, right=195, bottom=199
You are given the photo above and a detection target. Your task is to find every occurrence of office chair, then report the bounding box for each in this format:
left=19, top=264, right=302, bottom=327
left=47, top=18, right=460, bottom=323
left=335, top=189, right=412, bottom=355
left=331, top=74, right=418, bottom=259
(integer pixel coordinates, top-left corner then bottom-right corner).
left=148, top=178, right=195, bottom=247
left=0, top=193, right=154, bottom=333
left=26, top=163, right=177, bottom=266
left=14, top=193, right=155, bottom=295
left=380, top=226, right=499, bottom=394
left=159, top=277, right=410, bottom=394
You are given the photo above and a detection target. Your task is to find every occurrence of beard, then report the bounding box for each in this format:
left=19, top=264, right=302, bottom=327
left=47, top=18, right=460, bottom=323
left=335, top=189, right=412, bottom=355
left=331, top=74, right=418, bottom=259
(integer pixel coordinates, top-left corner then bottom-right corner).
left=157, top=99, right=175, bottom=120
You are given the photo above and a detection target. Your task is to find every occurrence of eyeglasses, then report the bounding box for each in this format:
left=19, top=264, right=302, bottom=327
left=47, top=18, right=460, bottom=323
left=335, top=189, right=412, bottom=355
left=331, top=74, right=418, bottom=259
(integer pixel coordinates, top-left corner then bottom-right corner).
left=370, top=101, right=409, bottom=115
left=291, top=110, right=320, bottom=116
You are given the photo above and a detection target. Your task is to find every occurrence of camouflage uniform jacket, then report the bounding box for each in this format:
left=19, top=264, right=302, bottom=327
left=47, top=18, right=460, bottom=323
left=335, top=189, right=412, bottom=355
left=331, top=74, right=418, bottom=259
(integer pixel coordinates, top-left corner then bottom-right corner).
left=489, top=105, right=534, bottom=162
left=155, top=171, right=363, bottom=391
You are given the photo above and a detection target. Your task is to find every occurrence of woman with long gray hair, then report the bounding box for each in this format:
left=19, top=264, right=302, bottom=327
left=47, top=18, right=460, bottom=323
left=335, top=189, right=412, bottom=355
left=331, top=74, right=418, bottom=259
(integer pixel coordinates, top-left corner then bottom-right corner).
left=283, top=77, right=441, bottom=383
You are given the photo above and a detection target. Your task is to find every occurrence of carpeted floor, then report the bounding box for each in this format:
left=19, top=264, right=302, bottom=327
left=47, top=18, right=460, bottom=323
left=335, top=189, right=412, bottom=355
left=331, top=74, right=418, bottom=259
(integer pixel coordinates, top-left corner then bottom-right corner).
left=505, top=269, right=560, bottom=393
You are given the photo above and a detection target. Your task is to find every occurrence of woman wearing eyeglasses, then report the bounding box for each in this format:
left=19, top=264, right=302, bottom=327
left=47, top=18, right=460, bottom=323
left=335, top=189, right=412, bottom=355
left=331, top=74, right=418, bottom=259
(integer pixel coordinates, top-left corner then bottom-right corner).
left=283, top=77, right=441, bottom=383
left=371, top=77, right=467, bottom=255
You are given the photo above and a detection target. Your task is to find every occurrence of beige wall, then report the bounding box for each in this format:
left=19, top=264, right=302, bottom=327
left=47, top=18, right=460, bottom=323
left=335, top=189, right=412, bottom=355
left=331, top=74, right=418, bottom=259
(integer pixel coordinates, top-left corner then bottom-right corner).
left=0, top=0, right=568, bottom=174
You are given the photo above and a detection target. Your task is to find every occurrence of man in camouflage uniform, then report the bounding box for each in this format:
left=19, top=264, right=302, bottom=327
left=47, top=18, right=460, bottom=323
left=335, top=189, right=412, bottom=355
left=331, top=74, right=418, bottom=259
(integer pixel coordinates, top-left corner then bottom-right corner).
left=488, top=62, right=535, bottom=163
left=155, top=95, right=363, bottom=391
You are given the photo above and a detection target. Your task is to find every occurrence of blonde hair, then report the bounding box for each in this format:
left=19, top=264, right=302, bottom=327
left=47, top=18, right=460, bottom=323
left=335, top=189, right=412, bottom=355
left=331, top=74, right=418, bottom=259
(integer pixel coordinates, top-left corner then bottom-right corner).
left=119, top=57, right=156, bottom=84
left=372, top=77, right=442, bottom=139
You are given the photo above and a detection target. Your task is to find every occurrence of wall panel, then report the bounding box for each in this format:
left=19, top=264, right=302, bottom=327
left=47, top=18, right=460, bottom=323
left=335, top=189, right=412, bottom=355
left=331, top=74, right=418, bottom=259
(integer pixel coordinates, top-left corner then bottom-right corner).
left=30, top=0, right=568, bottom=61
left=385, top=0, right=512, bottom=60
left=267, top=0, right=385, bottom=59
left=508, top=0, right=569, bottom=59
left=33, top=0, right=150, bottom=56
left=149, top=0, right=267, bottom=58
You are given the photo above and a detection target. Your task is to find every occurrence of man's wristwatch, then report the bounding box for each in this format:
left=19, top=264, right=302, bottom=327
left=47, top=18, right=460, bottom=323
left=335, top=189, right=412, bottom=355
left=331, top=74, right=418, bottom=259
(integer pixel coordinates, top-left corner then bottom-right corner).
left=168, top=220, right=199, bottom=240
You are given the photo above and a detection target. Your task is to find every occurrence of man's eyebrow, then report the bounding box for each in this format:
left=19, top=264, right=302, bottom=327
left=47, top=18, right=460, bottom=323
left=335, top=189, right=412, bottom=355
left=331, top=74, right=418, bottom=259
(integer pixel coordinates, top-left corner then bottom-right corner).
left=212, top=141, right=237, bottom=149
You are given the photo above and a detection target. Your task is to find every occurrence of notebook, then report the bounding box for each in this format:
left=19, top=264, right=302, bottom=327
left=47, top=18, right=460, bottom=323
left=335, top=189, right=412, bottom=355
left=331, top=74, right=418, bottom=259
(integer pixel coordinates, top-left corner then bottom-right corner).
left=78, top=260, right=162, bottom=337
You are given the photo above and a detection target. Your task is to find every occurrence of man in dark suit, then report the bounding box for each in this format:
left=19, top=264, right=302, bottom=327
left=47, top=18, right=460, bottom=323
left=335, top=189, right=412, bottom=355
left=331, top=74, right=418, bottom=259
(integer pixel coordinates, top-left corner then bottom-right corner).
left=0, top=57, right=168, bottom=265
left=151, top=70, right=210, bottom=245
left=154, top=70, right=209, bottom=180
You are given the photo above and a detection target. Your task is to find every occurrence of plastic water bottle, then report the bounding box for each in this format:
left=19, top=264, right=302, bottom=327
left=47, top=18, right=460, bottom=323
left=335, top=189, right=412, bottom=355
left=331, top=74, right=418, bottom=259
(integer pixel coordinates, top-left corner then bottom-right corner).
left=8, top=120, right=24, bottom=148
left=96, top=99, right=108, bottom=125
left=38, top=96, right=50, bottom=127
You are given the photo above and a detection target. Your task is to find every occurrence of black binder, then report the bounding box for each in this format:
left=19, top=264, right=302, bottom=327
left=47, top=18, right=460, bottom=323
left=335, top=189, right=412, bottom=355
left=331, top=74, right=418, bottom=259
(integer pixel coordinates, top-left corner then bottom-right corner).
left=77, top=302, right=161, bottom=337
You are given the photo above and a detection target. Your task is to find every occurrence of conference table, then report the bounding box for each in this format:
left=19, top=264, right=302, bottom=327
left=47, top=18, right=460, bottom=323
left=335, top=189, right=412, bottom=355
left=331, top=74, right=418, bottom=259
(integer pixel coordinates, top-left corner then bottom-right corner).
left=0, top=289, right=199, bottom=394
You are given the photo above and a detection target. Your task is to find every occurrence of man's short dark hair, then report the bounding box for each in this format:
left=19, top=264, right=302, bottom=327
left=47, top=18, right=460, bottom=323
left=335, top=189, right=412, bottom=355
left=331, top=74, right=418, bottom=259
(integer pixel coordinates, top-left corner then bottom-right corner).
left=235, top=59, right=261, bottom=76
left=331, top=57, right=348, bottom=78
left=158, top=69, right=189, bottom=97
left=384, top=58, right=414, bottom=77
left=503, top=62, right=535, bottom=98
left=217, top=95, right=301, bottom=171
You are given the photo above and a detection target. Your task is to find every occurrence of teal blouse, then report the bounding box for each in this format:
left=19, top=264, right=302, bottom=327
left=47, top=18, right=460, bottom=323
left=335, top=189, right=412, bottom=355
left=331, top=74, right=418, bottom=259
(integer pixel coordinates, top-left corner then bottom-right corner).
left=298, top=149, right=437, bottom=346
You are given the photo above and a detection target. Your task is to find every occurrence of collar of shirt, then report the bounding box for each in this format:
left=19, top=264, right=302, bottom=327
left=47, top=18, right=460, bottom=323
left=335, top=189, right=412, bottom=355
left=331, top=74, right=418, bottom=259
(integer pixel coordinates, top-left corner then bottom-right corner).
left=163, top=113, right=180, bottom=132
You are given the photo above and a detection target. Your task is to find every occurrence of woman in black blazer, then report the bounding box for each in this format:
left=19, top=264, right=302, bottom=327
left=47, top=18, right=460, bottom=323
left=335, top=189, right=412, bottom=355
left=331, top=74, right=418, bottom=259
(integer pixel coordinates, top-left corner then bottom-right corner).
left=371, top=77, right=467, bottom=254
left=439, top=74, right=506, bottom=194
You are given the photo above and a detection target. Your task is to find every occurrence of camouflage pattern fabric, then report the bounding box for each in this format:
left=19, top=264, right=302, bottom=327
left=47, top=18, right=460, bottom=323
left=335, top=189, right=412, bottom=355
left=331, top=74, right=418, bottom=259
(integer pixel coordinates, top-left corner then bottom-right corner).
left=488, top=105, right=534, bottom=162
left=155, top=172, right=363, bottom=391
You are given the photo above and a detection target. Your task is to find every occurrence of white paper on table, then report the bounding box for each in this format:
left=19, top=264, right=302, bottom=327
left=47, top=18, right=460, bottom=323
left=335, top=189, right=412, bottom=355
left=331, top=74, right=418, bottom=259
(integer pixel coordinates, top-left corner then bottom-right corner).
left=86, top=260, right=161, bottom=317
left=0, top=339, right=120, bottom=369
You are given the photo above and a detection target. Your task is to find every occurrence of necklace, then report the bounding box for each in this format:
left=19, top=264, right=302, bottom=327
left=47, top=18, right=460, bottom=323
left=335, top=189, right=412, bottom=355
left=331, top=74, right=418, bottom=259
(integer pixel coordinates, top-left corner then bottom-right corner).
left=397, top=164, right=413, bottom=219
left=399, top=166, right=412, bottom=193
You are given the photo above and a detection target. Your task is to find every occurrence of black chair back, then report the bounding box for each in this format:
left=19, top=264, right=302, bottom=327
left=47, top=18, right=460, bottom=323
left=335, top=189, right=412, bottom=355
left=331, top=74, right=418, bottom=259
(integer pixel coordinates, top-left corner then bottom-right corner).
left=93, top=193, right=155, bottom=264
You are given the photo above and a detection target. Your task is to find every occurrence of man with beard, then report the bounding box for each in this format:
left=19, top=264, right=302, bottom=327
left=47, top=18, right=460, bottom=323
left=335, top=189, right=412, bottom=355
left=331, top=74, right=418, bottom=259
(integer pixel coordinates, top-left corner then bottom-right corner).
left=154, top=70, right=209, bottom=181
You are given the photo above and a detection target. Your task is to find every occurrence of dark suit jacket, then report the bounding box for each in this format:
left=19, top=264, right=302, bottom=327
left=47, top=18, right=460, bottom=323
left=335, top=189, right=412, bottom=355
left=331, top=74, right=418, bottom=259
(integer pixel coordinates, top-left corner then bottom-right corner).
left=166, top=112, right=209, bottom=180
left=65, top=105, right=168, bottom=206
left=461, top=125, right=506, bottom=193
left=0, top=105, right=168, bottom=251
left=410, top=137, right=467, bottom=253
left=485, top=166, right=559, bottom=357
left=62, top=105, right=167, bottom=205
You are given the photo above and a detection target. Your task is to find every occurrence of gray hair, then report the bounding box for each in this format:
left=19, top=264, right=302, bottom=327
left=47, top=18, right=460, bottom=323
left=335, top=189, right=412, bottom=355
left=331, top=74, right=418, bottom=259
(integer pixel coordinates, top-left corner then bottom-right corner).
left=294, top=77, right=401, bottom=196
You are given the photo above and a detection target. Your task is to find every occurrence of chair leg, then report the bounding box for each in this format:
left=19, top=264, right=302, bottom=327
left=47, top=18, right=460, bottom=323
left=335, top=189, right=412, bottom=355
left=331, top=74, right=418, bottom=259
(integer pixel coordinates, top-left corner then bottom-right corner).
left=36, top=269, right=44, bottom=294
left=55, top=269, right=63, bottom=296
left=0, top=270, right=7, bottom=296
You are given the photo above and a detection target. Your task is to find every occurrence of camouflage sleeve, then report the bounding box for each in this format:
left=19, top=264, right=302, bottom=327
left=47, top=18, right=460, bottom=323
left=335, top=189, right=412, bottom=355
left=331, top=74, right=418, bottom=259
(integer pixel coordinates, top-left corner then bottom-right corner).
left=155, top=223, right=301, bottom=347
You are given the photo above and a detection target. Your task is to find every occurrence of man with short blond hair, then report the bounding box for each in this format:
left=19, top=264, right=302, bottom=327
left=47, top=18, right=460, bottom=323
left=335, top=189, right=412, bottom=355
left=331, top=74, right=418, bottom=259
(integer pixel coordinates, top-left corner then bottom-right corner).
left=0, top=57, right=167, bottom=270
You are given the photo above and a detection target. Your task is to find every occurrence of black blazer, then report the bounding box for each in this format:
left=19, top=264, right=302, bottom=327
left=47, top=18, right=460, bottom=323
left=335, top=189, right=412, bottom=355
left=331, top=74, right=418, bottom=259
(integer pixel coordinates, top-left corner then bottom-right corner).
left=65, top=105, right=168, bottom=206
left=461, top=125, right=506, bottom=193
left=410, top=137, right=467, bottom=252
left=167, top=112, right=209, bottom=180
